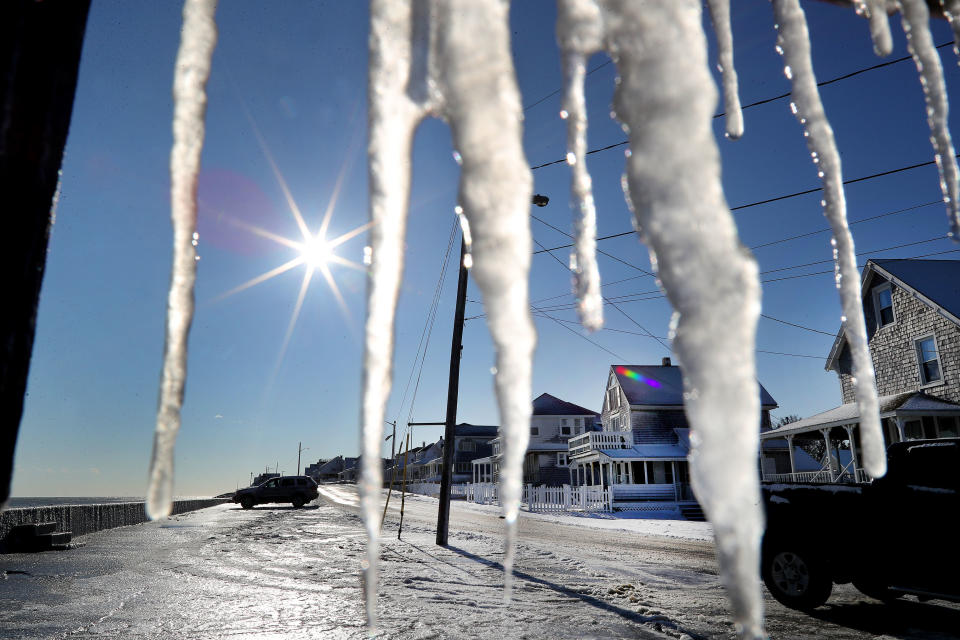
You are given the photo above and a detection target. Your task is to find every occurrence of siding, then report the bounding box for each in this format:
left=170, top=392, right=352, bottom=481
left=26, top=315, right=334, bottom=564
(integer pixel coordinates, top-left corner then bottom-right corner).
left=838, top=279, right=960, bottom=404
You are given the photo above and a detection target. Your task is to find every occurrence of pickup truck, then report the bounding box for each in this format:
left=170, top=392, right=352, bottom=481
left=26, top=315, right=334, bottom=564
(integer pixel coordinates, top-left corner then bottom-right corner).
left=761, top=437, right=959, bottom=610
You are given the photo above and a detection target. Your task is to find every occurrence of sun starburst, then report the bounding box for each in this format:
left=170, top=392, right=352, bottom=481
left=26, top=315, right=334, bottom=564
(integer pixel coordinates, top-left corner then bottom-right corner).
left=211, top=104, right=370, bottom=385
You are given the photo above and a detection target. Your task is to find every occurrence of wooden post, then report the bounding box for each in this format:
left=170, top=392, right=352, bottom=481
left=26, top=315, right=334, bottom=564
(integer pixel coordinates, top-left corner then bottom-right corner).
left=398, top=432, right=411, bottom=539
left=0, top=0, right=91, bottom=504
left=786, top=434, right=796, bottom=475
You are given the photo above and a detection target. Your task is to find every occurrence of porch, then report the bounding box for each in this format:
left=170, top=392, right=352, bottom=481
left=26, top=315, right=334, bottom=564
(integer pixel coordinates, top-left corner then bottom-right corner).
left=760, top=391, right=960, bottom=484
left=568, top=445, right=696, bottom=505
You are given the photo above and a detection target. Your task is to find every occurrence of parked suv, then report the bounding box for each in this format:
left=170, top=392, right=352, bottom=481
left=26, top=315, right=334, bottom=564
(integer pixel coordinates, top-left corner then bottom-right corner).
left=233, top=475, right=319, bottom=509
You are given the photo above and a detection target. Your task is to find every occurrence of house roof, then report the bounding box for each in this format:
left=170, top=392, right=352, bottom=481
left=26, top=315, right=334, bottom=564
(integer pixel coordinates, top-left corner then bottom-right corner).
left=761, top=391, right=960, bottom=438
left=532, top=393, right=598, bottom=416
left=454, top=423, right=498, bottom=437
left=611, top=365, right=777, bottom=408
left=826, top=259, right=960, bottom=371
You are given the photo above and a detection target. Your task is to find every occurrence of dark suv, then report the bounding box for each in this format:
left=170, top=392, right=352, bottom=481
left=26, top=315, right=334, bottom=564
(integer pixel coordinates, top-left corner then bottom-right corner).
left=233, top=475, right=319, bottom=509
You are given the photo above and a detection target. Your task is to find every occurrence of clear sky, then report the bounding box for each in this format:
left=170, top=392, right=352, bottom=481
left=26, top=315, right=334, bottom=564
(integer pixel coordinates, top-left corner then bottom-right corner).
left=11, top=1, right=960, bottom=497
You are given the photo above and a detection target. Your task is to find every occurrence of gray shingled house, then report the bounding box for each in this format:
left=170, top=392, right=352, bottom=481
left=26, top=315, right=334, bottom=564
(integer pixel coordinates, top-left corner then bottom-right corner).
left=761, top=259, right=960, bottom=483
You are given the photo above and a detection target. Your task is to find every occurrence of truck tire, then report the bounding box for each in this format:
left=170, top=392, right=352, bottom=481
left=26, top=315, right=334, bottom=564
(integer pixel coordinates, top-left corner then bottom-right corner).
left=240, top=496, right=254, bottom=510
left=762, top=547, right=832, bottom=610
left=291, top=496, right=305, bottom=509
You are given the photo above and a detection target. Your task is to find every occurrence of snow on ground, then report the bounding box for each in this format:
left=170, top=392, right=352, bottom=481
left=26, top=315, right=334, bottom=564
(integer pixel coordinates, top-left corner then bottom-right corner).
left=324, top=485, right=715, bottom=542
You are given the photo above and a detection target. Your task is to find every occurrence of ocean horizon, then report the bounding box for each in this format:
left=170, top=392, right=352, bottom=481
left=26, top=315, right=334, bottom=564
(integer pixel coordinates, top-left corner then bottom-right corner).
left=5, top=497, right=213, bottom=509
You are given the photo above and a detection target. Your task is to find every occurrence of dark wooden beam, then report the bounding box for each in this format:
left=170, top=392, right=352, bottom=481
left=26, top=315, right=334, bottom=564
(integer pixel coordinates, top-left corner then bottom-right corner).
left=0, top=0, right=91, bottom=504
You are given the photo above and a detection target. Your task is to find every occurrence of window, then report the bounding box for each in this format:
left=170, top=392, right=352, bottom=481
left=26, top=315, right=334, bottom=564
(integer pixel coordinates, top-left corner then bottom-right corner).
left=904, top=420, right=924, bottom=440
left=459, top=440, right=476, bottom=452
left=575, top=418, right=583, bottom=427
left=937, top=416, right=959, bottom=438
left=280, top=478, right=294, bottom=487
left=916, top=336, right=942, bottom=385
left=557, top=453, right=568, bottom=467
left=530, top=427, right=539, bottom=436
left=561, top=424, right=571, bottom=435
left=873, top=284, right=895, bottom=327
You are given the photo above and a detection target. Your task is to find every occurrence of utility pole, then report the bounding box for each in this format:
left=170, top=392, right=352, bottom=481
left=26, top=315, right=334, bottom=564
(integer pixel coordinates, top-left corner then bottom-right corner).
left=385, top=420, right=397, bottom=460
left=436, top=195, right=548, bottom=546
left=296, top=441, right=308, bottom=476
left=436, top=238, right=469, bottom=546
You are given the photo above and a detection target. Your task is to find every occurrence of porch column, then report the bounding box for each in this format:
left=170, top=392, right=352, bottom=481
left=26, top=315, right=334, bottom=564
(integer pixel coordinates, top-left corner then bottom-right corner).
left=672, top=461, right=679, bottom=502
left=786, top=434, right=796, bottom=475
left=894, top=417, right=906, bottom=442
left=643, top=461, right=649, bottom=484
left=821, top=428, right=836, bottom=479
left=844, top=424, right=860, bottom=481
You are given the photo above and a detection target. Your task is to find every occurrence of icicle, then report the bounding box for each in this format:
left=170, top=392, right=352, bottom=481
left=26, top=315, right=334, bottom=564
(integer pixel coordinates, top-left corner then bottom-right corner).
left=942, top=0, right=960, bottom=60
left=557, top=1, right=766, bottom=636
left=772, top=0, right=886, bottom=479
left=706, top=0, right=744, bottom=138
left=557, top=0, right=604, bottom=331
left=363, top=0, right=534, bottom=623
left=432, top=0, right=535, bottom=599
left=901, top=0, right=960, bottom=239
left=147, top=0, right=218, bottom=521
left=362, top=0, right=434, bottom=629
left=854, top=0, right=893, bottom=57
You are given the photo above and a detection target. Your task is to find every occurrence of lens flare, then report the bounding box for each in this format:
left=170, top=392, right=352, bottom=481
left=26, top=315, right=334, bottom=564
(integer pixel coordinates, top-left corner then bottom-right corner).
left=615, top=365, right=662, bottom=388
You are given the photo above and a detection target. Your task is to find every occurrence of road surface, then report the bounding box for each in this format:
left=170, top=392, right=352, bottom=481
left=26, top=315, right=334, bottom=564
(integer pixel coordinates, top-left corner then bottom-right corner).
left=1, top=486, right=957, bottom=639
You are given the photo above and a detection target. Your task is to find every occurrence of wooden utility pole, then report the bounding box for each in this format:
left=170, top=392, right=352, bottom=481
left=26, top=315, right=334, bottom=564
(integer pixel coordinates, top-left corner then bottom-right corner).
left=436, top=239, right=469, bottom=546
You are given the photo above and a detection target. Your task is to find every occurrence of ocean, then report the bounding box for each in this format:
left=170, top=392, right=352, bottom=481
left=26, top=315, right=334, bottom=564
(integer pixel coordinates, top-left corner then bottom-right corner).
left=5, top=497, right=209, bottom=509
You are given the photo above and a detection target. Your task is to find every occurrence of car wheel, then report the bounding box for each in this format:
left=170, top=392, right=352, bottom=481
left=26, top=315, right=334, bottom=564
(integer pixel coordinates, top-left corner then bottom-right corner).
left=762, top=547, right=832, bottom=610
left=853, top=580, right=902, bottom=603
left=240, top=496, right=254, bottom=510
left=291, top=496, right=305, bottom=509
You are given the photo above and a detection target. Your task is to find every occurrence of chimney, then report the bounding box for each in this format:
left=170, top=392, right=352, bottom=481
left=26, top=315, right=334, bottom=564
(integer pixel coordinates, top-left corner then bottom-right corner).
left=662, top=357, right=672, bottom=367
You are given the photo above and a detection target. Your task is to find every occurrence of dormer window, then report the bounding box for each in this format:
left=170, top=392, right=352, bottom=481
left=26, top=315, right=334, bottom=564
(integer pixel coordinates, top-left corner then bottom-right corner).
left=916, top=335, right=943, bottom=386
left=873, top=284, right=894, bottom=328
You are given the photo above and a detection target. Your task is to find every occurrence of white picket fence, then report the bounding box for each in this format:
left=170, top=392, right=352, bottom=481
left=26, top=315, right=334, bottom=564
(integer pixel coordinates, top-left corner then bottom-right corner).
left=400, top=482, right=612, bottom=513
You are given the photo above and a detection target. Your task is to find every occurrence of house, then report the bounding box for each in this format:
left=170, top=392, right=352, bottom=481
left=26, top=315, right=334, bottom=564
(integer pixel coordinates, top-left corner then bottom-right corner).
left=403, top=425, right=497, bottom=484
left=761, top=259, right=960, bottom=483
left=474, top=393, right=599, bottom=485
left=569, top=359, right=778, bottom=510
left=309, top=456, right=358, bottom=483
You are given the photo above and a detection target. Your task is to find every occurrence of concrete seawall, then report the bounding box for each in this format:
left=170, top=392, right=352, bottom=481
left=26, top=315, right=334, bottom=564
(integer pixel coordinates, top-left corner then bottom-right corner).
left=0, top=499, right=229, bottom=548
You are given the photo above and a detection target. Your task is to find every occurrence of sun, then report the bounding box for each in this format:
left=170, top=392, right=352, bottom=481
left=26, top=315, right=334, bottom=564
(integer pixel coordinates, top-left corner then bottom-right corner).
left=301, top=234, right=333, bottom=271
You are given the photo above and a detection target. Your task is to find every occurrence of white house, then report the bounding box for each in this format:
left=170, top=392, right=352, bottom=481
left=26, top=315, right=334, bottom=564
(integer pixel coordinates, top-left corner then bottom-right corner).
left=568, top=359, right=778, bottom=514
left=473, top=393, right=599, bottom=485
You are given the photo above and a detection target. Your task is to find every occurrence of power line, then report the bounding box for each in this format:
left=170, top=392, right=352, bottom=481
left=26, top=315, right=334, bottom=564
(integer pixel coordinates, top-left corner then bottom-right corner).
left=523, top=59, right=613, bottom=112
left=527, top=41, right=954, bottom=172
left=536, top=314, right=827, bottom=359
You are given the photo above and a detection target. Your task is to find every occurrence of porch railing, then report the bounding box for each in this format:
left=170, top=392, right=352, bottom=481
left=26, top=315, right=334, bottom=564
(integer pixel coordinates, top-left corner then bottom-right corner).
left=568, top=431, right=632, bottom=457
left=763, top=468, right=870, bottom=484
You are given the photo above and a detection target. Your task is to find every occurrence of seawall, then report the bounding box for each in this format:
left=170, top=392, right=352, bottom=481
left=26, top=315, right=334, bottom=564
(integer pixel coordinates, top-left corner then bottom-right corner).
left=0, top=499, right=228, bottom=549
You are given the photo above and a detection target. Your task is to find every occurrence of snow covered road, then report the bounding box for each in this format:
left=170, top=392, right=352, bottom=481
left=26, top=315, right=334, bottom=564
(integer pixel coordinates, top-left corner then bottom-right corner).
left=1, top=490, right=958, bottom=638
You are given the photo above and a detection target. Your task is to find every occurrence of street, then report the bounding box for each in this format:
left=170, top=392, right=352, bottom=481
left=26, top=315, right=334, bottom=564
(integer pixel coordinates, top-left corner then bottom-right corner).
left=1, top=488, right=958, bottom=639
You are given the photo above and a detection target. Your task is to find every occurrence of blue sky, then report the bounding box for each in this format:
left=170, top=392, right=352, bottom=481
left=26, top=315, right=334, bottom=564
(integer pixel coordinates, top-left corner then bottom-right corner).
left=12, top=1, right=960, bottom=496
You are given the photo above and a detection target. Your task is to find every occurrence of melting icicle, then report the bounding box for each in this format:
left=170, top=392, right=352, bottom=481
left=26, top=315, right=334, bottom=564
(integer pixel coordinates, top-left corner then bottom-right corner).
left=854, top=0, right=893, bottom=57
left=772, top=0, right=886, bottom=478
left=706, top=0, right=744, bottom=138
left=363, top=0, right=534, bottom=625
left=147, top=0, right=218, bottom=521
left=557, top=0, right=604, bottom=331
left=557, top=1, right=766, bottom=636
left=900, top=0, right=960, bottom=239
left=942, top=0, right=960, bottom=60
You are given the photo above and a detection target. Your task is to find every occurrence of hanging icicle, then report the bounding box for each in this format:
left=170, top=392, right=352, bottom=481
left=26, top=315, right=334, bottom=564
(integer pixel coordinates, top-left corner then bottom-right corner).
left=706, top=0, right=745, bottom=138
left=557, top=0, right=604, bottom=331
left=900, top=0, right=960, bottom=239
left=147, top=0, right=218, bottom=521
left=558, top=1, right=766, bottom=637
left=854, top=0, right=894, bottom=57
left=363, top=0, right=534, bottom=627
left=772, top=0, right=886, bottom=479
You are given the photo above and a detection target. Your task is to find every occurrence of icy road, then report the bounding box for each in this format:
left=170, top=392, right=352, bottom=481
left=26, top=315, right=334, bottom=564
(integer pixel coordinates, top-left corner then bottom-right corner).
left=1, top=487, right=958, bottom=639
